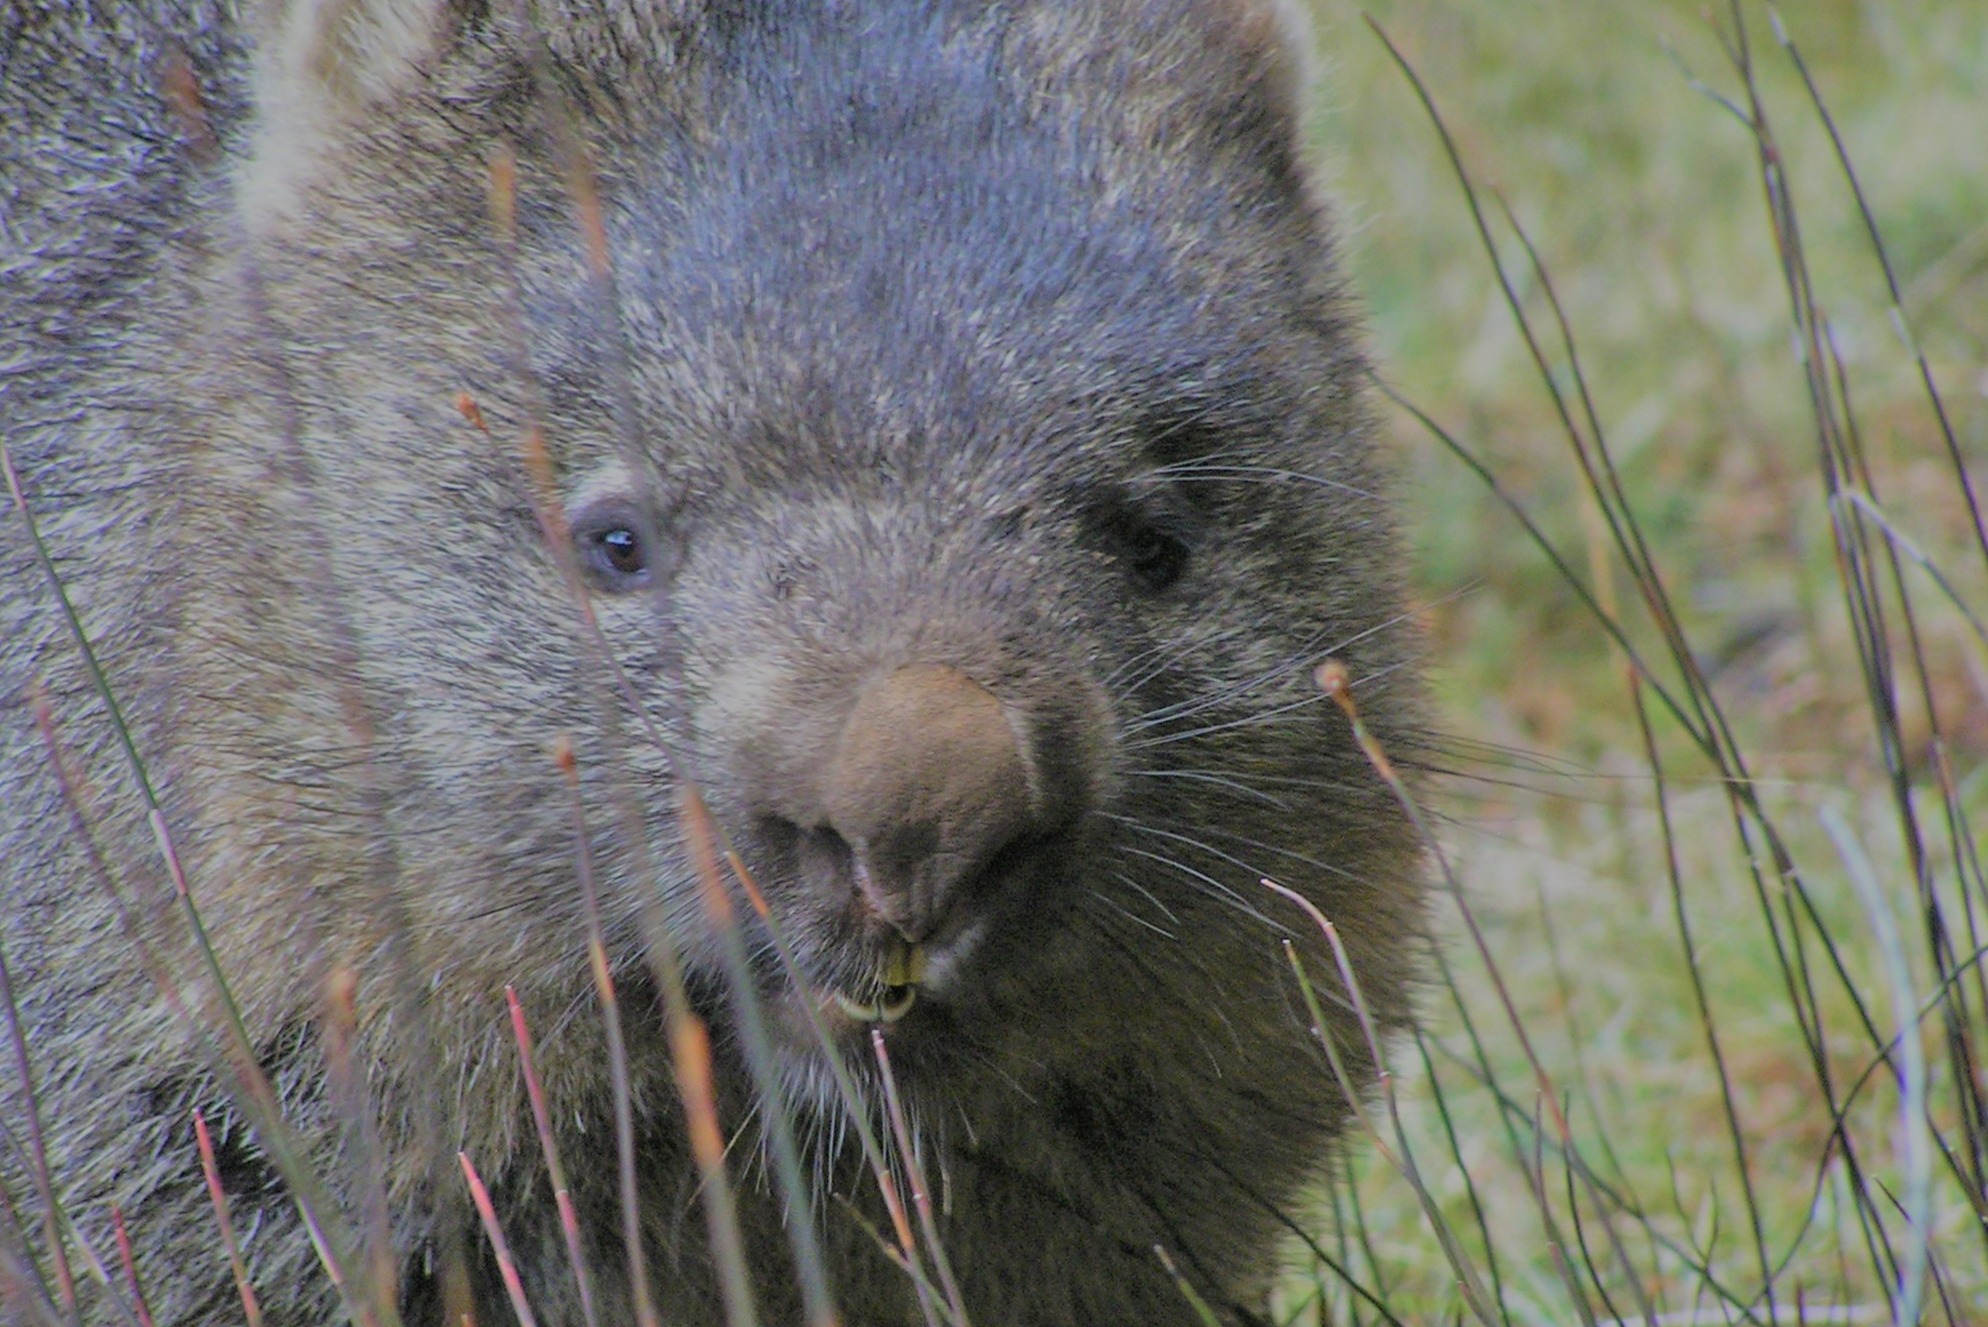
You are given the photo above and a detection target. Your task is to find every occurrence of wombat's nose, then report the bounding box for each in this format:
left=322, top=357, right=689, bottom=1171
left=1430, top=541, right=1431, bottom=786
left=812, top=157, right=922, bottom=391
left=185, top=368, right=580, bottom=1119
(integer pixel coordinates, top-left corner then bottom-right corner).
left=822, top=663, right=1037, bottom=943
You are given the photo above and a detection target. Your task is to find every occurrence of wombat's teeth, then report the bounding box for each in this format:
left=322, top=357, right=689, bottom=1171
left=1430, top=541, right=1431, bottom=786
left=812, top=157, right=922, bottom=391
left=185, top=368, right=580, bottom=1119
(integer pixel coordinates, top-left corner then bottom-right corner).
left=830, top=943, right=926, bottom=1025
left=882, top=939, right=928, bottom=989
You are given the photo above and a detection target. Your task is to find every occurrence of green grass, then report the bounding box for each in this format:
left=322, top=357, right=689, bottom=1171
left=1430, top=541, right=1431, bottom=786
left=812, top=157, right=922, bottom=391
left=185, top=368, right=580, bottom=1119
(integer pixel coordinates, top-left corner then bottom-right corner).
left=1317, top=0, right=1986, bottom=755
left=1279, top=1, right=1988, bottom=1321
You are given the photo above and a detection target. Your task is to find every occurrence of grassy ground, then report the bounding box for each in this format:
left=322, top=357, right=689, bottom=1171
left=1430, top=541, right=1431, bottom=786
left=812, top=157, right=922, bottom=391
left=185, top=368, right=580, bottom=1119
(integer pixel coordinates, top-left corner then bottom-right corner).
left=1283, top=2, right=1988, bottom=1322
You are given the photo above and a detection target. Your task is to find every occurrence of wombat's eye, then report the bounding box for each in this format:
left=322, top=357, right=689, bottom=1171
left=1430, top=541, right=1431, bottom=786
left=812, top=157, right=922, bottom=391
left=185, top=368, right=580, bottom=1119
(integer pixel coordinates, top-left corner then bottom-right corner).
left=1127, top=525, right=1189, bottom=592
left=599, top=528, right=644, bottom=574
left=1108, top=506, right=1191, bottom=594
left=571, top=502, right=652, bottom=592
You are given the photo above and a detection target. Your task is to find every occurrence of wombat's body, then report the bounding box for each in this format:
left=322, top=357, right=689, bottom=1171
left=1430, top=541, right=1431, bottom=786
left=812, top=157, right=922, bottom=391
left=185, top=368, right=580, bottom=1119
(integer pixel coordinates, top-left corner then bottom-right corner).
left=1, top=2, right=1424, bottom=1322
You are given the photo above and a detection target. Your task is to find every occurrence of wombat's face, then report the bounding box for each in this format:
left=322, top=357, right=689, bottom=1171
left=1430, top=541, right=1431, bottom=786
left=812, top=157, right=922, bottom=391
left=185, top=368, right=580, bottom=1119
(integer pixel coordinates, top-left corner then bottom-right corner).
left=243, top=2, right=1417, bottom=1124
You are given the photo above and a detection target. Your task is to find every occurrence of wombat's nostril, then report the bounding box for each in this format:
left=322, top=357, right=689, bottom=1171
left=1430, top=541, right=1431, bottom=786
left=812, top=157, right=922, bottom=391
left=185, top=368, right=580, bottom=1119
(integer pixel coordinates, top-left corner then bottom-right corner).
left=822, top=663, right=1038, bottom=943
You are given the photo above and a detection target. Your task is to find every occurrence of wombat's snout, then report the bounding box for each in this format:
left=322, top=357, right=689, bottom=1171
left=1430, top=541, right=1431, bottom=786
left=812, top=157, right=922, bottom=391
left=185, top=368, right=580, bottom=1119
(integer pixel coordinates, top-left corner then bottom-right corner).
left=804, top=663, right=1042, bottom=944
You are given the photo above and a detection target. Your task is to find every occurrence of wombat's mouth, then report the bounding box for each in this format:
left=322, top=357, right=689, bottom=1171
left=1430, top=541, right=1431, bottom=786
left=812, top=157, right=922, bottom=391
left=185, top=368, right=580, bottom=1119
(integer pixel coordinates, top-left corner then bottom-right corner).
left=827, top=984, right=918, bottom=1024
left=820, top=936, right=927, bottom=1026
left=795, top=929, right=918, bottom=1032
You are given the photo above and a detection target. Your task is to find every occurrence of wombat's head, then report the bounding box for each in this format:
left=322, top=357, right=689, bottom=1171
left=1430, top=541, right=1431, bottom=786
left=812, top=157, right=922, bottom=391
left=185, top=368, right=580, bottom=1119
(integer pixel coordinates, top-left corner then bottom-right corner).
left=217, top=0, right=1422, bottom=1133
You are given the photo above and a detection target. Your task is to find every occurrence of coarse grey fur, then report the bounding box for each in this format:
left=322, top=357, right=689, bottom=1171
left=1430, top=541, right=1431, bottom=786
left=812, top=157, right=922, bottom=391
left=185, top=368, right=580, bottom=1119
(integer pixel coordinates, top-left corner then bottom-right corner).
left=0, top=1, right=1427, bottom=1322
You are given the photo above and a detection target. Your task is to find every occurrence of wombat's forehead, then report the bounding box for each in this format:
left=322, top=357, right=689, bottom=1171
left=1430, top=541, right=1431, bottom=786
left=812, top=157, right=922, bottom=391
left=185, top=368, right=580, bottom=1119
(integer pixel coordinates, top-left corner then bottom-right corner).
left=590, top=51, right=1297, bottom=485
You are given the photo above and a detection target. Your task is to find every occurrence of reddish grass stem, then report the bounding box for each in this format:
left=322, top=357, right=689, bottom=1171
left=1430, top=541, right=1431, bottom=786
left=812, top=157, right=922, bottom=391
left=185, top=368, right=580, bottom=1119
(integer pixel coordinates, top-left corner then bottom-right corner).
left=504, top=987, right=601, bottom=1327
left=869, top=1031, right=969, bottom=1327
left=460, top=1152, right=541, bottom=1327
left=191, top=1110, right=262, bottom=1327
left=108, top=1206, right=155, bottom=1327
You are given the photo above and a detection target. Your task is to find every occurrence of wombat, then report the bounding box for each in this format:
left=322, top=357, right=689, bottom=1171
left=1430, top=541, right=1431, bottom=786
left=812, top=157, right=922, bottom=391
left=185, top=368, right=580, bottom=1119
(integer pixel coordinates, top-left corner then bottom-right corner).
left=0, top=1, right=1426, bottom=1323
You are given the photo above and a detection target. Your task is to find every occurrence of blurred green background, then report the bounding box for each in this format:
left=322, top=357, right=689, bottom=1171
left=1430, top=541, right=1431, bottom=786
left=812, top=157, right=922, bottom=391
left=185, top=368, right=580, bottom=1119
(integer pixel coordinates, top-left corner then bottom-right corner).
left=1310, top=0, right=1986, bottom=769
left=1274, top=3, right=1988, bottom=1318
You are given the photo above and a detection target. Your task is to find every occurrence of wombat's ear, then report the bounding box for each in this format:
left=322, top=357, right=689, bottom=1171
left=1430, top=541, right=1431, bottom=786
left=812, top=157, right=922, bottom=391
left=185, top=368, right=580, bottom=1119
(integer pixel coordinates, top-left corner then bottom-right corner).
left=1185, top=0, right=1318, bottom=151
left=242, top=0, right=461, bottom=228
left=1208, top=1, right=1315, bottom=105
left=1082, top=0, right=1318, bottom=194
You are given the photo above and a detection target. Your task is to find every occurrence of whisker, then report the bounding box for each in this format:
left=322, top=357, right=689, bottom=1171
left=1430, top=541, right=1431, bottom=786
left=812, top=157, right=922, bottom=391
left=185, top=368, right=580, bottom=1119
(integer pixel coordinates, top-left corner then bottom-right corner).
left=1123, top=767, right=1297, bottom=811
left=1085, top=884, right=1180, bottom=939
left=1109, top=869, right=1183, bottom=928
left=1109, top=841, right=1284, bottom=931
left=1125, top=610, right=1422, bottom=737
left=1126, top=692, right=1322, bottom=749
left=1150, top=460, right=1382, bottom=503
